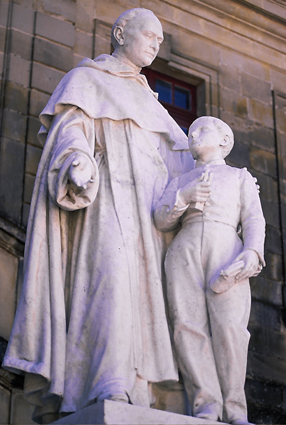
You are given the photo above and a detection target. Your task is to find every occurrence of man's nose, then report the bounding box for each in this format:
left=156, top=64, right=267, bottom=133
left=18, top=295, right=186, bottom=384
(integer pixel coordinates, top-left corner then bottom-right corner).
left=150, top=38, right=160, bottom=51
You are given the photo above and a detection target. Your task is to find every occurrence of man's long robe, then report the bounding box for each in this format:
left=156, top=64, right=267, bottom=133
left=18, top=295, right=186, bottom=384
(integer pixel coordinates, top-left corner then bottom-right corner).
left=3, top=55, right=194, bottom=422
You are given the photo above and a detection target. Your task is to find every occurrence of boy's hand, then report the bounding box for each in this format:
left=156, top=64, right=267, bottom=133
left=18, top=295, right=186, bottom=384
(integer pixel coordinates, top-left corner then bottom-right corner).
left=179, top=171, right=212, bottom=205
left=230, top=249, right=259, bottom=281
left=69, top=154, right=93, bottom=190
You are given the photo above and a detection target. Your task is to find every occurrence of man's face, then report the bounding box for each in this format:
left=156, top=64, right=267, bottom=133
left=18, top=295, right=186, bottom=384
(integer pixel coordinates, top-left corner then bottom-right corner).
left=189, top=119, right=223, bottom=161
left=120, top=13, right=164, bottom=67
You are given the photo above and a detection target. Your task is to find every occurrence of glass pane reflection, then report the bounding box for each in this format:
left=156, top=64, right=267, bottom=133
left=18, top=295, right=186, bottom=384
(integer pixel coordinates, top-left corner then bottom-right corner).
left=175, top=86, right=190, bottom=109
left=155, top=79, right=172, bottom=103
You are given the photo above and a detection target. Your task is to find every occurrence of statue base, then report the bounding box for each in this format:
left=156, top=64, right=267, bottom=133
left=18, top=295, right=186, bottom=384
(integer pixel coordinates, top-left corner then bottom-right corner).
left=52, top=400, right=225, bottom=424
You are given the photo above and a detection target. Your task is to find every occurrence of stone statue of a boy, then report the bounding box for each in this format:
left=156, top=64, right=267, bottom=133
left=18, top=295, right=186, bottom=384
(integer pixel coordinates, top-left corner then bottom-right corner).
left=154, top=116, right=265, bottom=425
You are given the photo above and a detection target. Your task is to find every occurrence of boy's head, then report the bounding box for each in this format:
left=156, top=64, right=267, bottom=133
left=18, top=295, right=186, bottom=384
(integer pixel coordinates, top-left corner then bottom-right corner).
left=188, top=116, right=234, bottom=162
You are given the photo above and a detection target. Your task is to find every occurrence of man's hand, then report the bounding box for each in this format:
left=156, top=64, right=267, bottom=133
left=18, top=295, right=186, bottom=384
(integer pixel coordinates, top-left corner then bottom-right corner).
left=228, top=249, right=259, bottom=281
left=179, top=171, right=212, bottom=205
left=69, top=154, right=93, bottom=189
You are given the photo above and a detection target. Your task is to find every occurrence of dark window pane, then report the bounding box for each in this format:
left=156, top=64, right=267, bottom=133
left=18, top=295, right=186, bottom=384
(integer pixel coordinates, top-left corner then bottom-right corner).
left=175, top=86, right=190, bottom=109
left=155, top=79, right=172, bottom=103
left=181, top=127, right=188, bottom=135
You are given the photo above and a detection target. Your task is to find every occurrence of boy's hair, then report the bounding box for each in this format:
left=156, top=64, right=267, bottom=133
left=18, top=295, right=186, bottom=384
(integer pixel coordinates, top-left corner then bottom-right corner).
left=111, top=8, right=156, bottom=49
left=189, top=116, right=234, bottom=158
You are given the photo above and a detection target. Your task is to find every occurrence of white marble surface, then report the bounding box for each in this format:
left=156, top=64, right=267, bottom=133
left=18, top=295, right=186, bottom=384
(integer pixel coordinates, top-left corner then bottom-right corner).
left=3, top=8, right=194, bottom=424
left=154, top=116, right=265, bottom=424
left=52, top=400, right=227, bottom=425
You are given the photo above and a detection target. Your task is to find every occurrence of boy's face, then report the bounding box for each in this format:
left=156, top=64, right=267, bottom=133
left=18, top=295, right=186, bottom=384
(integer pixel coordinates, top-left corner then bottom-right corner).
left=188, top=118, right=224, bottom=161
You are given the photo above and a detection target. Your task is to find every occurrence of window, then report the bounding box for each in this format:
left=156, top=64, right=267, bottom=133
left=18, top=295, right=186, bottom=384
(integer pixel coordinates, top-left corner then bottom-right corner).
left=142, top=68, right=197, bottom=134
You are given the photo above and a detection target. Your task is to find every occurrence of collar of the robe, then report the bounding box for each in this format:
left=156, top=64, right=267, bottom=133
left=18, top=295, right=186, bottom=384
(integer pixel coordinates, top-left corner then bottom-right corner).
left=195, top=158, right=226, bottom=168
left=39, top=55, right=189, bottom=151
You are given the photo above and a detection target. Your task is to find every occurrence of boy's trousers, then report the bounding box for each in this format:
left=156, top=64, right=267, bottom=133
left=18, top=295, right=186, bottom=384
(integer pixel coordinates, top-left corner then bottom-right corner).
left=165, top=220, right=251, bottom=423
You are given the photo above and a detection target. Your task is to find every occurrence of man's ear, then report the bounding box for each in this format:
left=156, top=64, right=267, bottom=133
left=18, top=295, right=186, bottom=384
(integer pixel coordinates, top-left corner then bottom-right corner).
left=113, top=26, right=124, bottom=46
left=220, top=134, right=230, bottom=147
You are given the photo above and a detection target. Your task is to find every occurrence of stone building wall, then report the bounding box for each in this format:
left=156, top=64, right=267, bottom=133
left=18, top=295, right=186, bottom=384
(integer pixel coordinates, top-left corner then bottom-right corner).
left=0, top=0, right=286, bottom=423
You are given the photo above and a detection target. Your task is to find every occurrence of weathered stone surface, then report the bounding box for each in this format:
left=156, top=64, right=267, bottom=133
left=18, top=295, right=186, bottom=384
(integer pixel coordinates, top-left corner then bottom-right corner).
left=4, top=81, right=29, bottom=114
left=221, top=87, right=248, bottom=118
left=0, top=138, right=25, bottom=224
left=7, top=54, right=30, bottom=87
left=53, top=400, right=225, bottom=425
left=10, top=28, right=33, bottom=60
left=23, top=174, right=35, bottom=204
left=25, top=145, right=42, bottom=175
left=2, top=108, right=27, bottom=144
left=252, top=171, right=278, bottom=203
left=248, top=322, right=286, bottom=359
left=74, top=29, right=93, bottom=58
left=29, top=89, right=50, bottom=117
left=226, top=140, right=250, bottom=168
left=241, top=72, right=272, bottom=103
left=248, top=97, right=273, bottom=128
left=249, top=146, right=277, bottom=177
left=260, top=199, right=280, bottom=228
left=250, top=275, right=283, bottom=306
left=34, top=37, right=73, bottom=72
left=0, top=247, right=18, bottom=340
left=35, top=12, right=75, bottom=47
left=247, top=351, right=286, bottom=386
left=11, top=2, right=34, bottom=33
left=27, top=116, right=42, bottom=147
left=31, top=62, right=65, bottom=94
left=22, top=203, right=30, bottom=228
left=263, top=250, right=283, bottom=281
left=0, top=26, right=6, bottom=52
left=0, top=385, right=10, bottom=425
left=265, top=224, right=282, bottom=255
left=76, top=0, right=95, bottom=33
left=10, top=389, right=35, bottom=424
left=249, top=299, right=281, bottom=331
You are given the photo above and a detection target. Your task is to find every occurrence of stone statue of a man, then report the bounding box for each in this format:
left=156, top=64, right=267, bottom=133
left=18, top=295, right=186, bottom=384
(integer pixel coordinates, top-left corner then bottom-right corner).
left=3, top=8, right=195, bottom=423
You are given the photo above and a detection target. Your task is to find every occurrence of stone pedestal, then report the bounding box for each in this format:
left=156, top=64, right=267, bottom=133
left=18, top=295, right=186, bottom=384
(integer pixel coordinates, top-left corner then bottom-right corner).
left=52, top=400, right=225, bottom=425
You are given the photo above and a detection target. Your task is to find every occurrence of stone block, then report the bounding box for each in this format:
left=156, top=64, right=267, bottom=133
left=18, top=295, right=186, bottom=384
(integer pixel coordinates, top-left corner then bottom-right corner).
left=241, top=73, right=272, bottom=104
left=248, top=322, right=286, bottom=359
left=275, top=107, right=286, bottom=134
left=29, top=89, right=49, bottom=117
left=73, top=54, right=85, bottom=68
left=10, top=389, right=35, bottom=424
left=247, top=351, right=286, bottom=386
left=0, top=138, right=25, bottom=224
left=0, top=26, right=6, bottom=52
left=38, top=0, right=76, bottom=24
left=22, top=203, right=30, bottom=228
left=10, top=28, right=33, bottom=60
left=32, top=62, right=65, bottom=94
left=26, top=144, right=42, bottom=175
left=34, top=37, right=73, bottom=72
left=245, top=378, right=284, bottom=415
left=4, top=81, right=29, bottom=114
left=249, top=146, right=277, bottom=178
left=11, top=2, right=34, bottom=34
left=0, top=1, right=9, bottom=27
left=0, top=246, right=18, bottom=341
left=248, top=97, right=273, bottom=128
left=76, top=0, right=95, bottom=33
left=265, top=224, right=282, bottom=255
left=2, top=108, right=27, bottom=144
left=249, top=299, right=281, bottom=331
left=226, top=141, right=250, bottom=168
left=250, top=275, right=283, bottom=306
left=93, top=19, right=113, bottom=57
left=0, top=385, right=10, bottom=424
left=263, top=251, right=283, bottom=282
left=53, top=399, right=224, bottom=425
left=23, top=174, right=35, bottom=204
left=221, top=87, right=248, bottom=119
left=7, top=54, right=30, bottom=87
left=277, top=131, right=286, bottom=157
left=251, top=171, right=278, bottom=203
left=74, top=29, right=93, bottom=58
left=27, top=116, right=42, bottom=147
left=220, top=69, right=241, bottom=93
left=35, top=12, right=75, bottom=48
left=261, top=199, right=280, bottom=228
